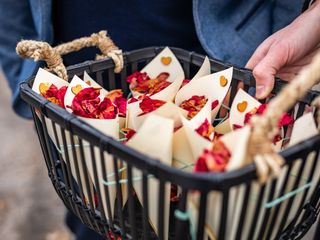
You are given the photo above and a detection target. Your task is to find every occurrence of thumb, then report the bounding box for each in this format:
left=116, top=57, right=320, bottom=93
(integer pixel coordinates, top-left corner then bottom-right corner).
left=252, top=44, right=288, bottom=99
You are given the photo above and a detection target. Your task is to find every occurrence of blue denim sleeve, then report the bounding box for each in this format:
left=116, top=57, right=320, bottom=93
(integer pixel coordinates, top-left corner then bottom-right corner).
left=0, top=0, right=39, bottom=118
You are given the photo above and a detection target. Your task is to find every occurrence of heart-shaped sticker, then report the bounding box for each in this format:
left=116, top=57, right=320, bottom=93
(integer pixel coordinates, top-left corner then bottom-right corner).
left=71, top=84, right=83, bottom=95
left=161, top=56, right=172, bottom=66
left=219, top=75, right=228, bottom=87
left=237, top=101, right=248, bottom=112
left=39, top=83, right=50, bottom=95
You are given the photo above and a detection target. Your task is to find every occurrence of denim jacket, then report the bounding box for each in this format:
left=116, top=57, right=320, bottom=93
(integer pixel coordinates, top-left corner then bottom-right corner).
left=0, top=0, right=303, bottom=118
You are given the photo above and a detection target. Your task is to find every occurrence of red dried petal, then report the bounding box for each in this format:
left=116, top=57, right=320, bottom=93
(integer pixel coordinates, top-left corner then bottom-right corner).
left=211, top=99, right=219, bottom=110
left=128, top=71, right=171, bottom=95
left=180, top=95, right=208, bottom=119
left=121, top=128, right=136, bottom=143
left=114, top=97, right=127, bottom=117
left=106, top=89, right=123, bottom=102
left=195, top=119, right=215, bottom=140
left=98, top=98, right=117, bottom=119
left=138, top=97, right=166, bottom=116
left=233, top=124, right=243, bottom=129
left=128, top=97, right=138, bottom=104
left=180, top=79, right=190, bottom=89
left=195, top=141, right=231, bottom=173
left=45, top=84, right=58, bottom=98
left=194, top=151, right=209, bottom=172
left=41, top=84, right=67, bottom=108
left=56, top=86, right=67, bottom=108
left=126, top=71, right=150, bottom=84
left=279, top=113, right=294, bottom=127
left=70, top=87, right=101, bottom=118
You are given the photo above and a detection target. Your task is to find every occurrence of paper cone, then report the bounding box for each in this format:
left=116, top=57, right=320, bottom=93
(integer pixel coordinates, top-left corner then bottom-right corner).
left=65, top=75, right=120, bottom=219
left=32, top=69, right=97, bottom=208
left=229, top=88, right=261, bottom=130
left=172, top=127, right=194, bottom=170
left=175, top=67, right=233, bottom=121
left=129, top=100, right=188, bottom=131
left=130, top=47, right=185, bottom=99
left=191, top=56, right=211, bottom=81
left=188, top=126, right=251, bottom=238
left=83, top=71, right=109, bottom=96
left=181, top=117, right=213, bottom=160
left=215, top=118, right=232, bottom=135
left=141, top=47, right=184, bottom=82
left=126, top=114, right=174, bottom=238
left=150, top=73, right=185, bottom=102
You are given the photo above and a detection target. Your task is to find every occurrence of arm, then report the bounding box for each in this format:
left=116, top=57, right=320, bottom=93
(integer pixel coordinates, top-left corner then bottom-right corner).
left=0, top=0, right=39, bottom=118
left=246, top=1, right=320, bottom=99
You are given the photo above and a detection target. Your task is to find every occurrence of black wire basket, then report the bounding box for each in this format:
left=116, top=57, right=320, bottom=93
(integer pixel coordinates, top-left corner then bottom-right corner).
left=19, top=46, right=320, bottom=240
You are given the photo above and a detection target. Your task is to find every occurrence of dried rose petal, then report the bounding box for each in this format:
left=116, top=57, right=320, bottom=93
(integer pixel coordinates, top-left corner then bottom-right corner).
left=180, top=95, right=208, bottom=119
left=56, top=86, right=67, bottom=108
left=195, top=119, right=215, bottom=140
left=211, top=99, right=219, bottom=110
left=279, top=113, right=294, bottom=127
left=194, top=152, right=209, bottom=172
left=195, top=140, right=231, bottom=173
left=106, top=89, right=123, bottom=102
left=114, top=97, right=127, bottom=117
left=138, top=97, right=166, bottom=116
left=41, top=84, right=67, bottom=108
left=69, top=87, right=117, bottom=119
left=98, top=98, right=117, bottom=119
left=121, top=128, right=136, bottom=143
left=128, top=97, right=139, bottom=104
left=126, top=71, right=150, bottom=84
left=180, top=79, right=190, bottom=89
left=128, top=71, right=171, bottom=95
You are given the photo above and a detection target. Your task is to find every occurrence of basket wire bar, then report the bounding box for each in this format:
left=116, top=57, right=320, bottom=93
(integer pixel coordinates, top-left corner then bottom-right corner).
left=20, top=47, right=320, bottom=239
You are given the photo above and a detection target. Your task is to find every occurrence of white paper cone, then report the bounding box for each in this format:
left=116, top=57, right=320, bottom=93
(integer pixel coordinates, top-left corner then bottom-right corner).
left=181, top=117, right=213, bottom=160
left=131, top=101, right=188, bottom=131
left=65, top=75, right=120, bottom=219
left=215, top=118, right=232, bottom=135
left=141, top=47, right=185, bottom=82
left=229, top=88, right=261, bottom=130
left=172, top=127, right=194, bottom=170
left=126, top=114, right=174, bottom=238
left=83, top=71, right=109, bottom=96
left=150, top=74, right=185, bottom=102
left=175, top=67, right=233, bottom=120
left=191, top=56, right=211, bottom=81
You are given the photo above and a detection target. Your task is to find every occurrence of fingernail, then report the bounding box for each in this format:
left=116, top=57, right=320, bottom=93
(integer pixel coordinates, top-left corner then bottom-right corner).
left=256, top=85, right=265, bottom=98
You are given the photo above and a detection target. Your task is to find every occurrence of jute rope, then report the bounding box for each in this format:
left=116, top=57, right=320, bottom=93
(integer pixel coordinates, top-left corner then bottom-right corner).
left=16, top=40, right=68, bottom=80
left=249, top=50, right=320, bottom=183
left=16, top=31, right=123, bottom=80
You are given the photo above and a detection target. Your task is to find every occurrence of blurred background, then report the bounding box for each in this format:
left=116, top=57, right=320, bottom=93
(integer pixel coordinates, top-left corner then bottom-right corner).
left=0, top=71, right=71, bottom=240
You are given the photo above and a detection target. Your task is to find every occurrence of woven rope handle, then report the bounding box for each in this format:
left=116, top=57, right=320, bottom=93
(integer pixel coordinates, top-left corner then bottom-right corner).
left=249, top=51, right=320, bottom=183
left=16, top=31, right=123, bottom=80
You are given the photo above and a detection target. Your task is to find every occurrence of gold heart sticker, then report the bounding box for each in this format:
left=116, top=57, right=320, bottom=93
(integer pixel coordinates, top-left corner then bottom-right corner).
left=39, top=83, right=50, bottom=96
left=237, top=101, right=248, bottom=112
left=219, top=75, right=228, bottom=87
left=71, top=84, right=83, bottom=95
left=161, top=56, right=172, bottom=66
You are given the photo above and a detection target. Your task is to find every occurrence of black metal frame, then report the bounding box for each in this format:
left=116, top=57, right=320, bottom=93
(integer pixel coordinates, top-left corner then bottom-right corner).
left=20, top=47, right=320, bottom=239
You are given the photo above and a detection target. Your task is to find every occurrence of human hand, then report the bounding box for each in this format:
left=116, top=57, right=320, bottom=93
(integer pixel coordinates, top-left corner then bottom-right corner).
left=246, top=2, right=320, bottom=99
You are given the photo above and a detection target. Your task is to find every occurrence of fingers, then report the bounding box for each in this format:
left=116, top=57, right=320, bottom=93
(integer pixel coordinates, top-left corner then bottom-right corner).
left=252, top=43, right=288, bottom=99
left=246, top=37, right=274, bottom=69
